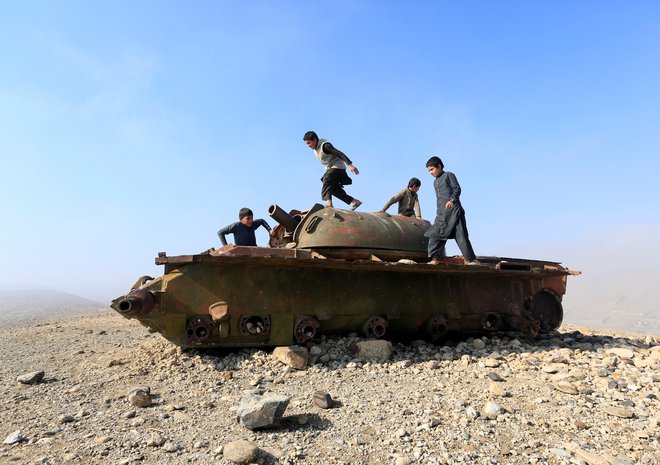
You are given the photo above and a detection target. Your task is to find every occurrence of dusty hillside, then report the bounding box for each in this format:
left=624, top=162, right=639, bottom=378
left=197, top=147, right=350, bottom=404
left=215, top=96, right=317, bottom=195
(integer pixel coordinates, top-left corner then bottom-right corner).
left=0, top=289, right=105, bottom=326
left=0, top=310, right=658, bottom=465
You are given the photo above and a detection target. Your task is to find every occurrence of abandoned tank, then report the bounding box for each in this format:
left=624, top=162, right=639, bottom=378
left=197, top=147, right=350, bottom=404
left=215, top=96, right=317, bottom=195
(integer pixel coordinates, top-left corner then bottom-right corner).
left=111, top=204, right=579, bottom=348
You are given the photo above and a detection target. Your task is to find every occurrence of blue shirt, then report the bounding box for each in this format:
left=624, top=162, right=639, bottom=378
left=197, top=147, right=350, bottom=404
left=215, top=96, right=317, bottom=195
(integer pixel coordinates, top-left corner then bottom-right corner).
left=217, top=219, right=271, bottom=246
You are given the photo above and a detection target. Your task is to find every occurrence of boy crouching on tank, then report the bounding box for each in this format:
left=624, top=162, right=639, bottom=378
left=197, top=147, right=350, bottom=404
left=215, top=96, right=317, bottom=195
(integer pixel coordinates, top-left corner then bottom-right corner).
left=379, top=177, right=423, bottom=218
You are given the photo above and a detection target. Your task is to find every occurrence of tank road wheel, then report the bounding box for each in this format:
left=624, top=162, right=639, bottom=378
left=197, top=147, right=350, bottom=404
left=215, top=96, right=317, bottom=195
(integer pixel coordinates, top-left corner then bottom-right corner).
left=362, top=316, right=388, bottom=339
left=239, top=314, right=271, bottom=336
left=482, top=313, right=502, bottom=331
left=294, top=316, right=320, bottom=344
left=186, top=316, right=215, bottom=342
left=424, top=315, right=448, bottom=342
left=525, top=289, right=563, bottom=333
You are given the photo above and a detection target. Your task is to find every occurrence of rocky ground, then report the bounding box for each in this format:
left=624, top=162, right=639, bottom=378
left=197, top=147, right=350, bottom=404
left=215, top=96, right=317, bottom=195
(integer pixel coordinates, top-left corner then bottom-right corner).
left=0, top=309, right=658, bottom=465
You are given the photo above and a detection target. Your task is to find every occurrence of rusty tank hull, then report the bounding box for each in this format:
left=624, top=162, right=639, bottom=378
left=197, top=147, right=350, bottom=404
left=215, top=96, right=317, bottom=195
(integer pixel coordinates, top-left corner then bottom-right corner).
left=111, top=204, right=578, bottom=348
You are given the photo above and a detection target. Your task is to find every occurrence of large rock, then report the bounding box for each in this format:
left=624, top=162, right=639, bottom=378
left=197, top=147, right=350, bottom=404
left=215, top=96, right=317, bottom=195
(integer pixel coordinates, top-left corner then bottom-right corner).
left=3, top=430, right=27, bottom=445
left=351, top=340, right=393, bottom=361
left=17, top=371, right=45, bottom=384
left=554, top=381, right=579, bottom=395
left=146, top=433, right=167, bottom=447
left=607, top=348, right=635, bottom=360
left=650, top=346, right=660, bottom=360
left=273, top=346, right=309, bottom=370
left=488, top=382, right=507, bottom=397
left=484, top=358, right=501, bottom=368
left=472, top=339, right=486, bottom=350
left=482, top=401, right=503, bottom=419
left=223, top=440, right=258, bottom=464
left=313, top=390, right=334, bottom=409
left=309, top=345, right=323, bottom=356
left=564, top=442, right=612, bottom=465
left=604, top=406, right=634, bottom=418
left=128, top=387, right=152, bottom=407
left=236, top=389, right=291, bottom=430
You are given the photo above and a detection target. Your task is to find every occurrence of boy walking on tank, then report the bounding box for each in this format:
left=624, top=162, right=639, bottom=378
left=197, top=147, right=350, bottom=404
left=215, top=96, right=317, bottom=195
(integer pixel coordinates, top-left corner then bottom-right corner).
left=424, top=156, right=479, bottom=265
left=303, top=131, right=362, bottom=210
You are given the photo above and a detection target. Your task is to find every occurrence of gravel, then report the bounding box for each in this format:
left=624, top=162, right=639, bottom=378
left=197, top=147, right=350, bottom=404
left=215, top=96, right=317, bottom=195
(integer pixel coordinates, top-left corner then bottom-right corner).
left=0, top=310, right=658, bottom=464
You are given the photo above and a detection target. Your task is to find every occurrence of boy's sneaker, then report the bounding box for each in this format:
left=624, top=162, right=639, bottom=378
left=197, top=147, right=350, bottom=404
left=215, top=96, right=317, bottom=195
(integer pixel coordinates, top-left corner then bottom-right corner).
left=350, top=199, right=362, bottom=211
left=466, top=260, right=481, bottom=266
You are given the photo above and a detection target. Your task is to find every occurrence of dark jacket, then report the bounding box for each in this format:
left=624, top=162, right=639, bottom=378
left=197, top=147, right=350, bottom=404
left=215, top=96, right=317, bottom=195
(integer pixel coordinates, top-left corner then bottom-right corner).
left=217, top=219, right=271, bottom=246
left=424, top=171, right=465, bottom=240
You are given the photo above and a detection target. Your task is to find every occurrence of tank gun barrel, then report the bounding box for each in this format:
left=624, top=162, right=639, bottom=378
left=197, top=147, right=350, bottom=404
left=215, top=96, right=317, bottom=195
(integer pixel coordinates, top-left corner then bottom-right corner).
left=268, top=204, right=299, bottom=232
left=115, top=289, right=155, bottom=317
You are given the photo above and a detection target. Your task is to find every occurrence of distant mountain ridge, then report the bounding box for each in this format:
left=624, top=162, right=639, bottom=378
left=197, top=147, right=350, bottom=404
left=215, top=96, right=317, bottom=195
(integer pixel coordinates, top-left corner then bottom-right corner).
left=0, top=289, right=107, bottom=326
left=563, top=287, right=660, bottom=335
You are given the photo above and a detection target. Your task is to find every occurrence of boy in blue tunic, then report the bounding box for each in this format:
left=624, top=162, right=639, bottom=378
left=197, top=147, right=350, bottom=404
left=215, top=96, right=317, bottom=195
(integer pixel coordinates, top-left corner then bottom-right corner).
left=424, top=156, right=479, bottom=265
left=217, top=208, right=273, bottom=246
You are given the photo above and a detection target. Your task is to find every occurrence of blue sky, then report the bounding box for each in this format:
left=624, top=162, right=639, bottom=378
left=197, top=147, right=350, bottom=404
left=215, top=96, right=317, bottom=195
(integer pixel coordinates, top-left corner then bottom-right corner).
left=1, top=1, right=659, bottom=320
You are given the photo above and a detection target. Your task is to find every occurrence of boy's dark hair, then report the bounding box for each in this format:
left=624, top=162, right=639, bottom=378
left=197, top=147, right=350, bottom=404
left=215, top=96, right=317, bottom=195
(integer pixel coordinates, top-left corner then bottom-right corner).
left=408, top=177, right=421, bottom=188
left=425, top=156, right=444, bottom=169
left=303, top=131, right=318, bottom=142
left=238, top=207, right=253, bottom=219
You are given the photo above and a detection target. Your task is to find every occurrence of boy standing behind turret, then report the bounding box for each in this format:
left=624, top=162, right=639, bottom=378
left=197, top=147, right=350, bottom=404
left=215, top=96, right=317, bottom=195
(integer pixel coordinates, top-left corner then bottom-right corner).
left=217, top=208, right=274, bottom=246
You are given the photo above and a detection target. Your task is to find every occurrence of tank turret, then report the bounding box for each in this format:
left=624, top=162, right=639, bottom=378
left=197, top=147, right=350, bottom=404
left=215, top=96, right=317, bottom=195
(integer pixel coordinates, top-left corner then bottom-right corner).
left=268, top=203, right=430, bottom=261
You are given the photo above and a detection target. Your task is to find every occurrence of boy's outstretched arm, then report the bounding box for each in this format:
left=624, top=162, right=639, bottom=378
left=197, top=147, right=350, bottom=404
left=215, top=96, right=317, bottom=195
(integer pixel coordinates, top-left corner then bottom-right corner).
left=255, top=218, right=272, bottom=232
left=380, top=191, right=403, bottom=212
left=323, top=142, right=359, bottom=175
